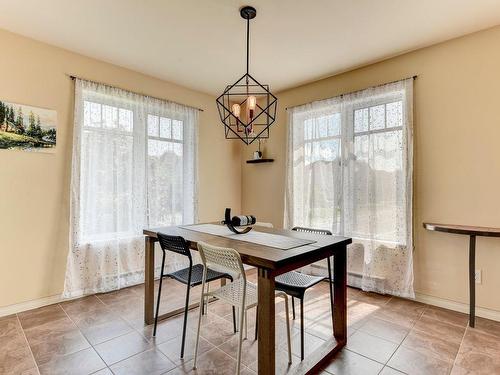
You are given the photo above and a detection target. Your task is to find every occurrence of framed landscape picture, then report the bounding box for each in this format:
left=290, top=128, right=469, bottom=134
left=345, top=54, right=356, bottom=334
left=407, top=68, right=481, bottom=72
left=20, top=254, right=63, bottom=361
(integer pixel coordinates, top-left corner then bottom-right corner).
left=0, top=100, right=57, bottom=153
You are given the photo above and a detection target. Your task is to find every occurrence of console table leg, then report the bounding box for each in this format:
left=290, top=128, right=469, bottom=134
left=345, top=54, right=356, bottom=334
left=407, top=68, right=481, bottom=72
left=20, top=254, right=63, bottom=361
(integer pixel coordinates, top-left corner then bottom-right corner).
left=469, top=235, right=476, bottom=328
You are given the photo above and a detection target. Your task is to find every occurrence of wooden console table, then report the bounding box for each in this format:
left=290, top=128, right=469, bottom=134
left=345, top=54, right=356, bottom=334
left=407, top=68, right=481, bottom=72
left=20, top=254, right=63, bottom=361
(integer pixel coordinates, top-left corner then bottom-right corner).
left=423, top=222, right=500, bottom=327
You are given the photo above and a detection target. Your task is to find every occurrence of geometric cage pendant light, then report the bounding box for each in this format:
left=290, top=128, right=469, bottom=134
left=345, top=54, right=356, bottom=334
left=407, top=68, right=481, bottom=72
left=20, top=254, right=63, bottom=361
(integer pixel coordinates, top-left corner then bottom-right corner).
left=216, top=6, right=277, bottom=145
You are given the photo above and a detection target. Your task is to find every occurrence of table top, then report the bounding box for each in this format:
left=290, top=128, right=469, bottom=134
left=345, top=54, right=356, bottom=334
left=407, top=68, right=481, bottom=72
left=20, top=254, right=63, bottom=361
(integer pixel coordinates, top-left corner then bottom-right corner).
left=424, top=222, right=500, bottom=237
left=143, top=223, right=351, bottom=271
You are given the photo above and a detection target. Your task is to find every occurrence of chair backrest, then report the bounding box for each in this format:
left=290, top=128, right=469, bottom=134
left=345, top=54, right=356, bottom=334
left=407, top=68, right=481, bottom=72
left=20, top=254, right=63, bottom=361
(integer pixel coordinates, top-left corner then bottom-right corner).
left=292, top=226, right=332, bottom=236
left=157, top=233, right=192, bottom=261
left=197, top=241, right=245, bottom=280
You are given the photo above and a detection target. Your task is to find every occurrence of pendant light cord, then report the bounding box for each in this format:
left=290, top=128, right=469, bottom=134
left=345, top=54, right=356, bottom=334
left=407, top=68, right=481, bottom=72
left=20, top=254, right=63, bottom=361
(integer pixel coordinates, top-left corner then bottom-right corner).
left=246, top=18, right=250, bottom=75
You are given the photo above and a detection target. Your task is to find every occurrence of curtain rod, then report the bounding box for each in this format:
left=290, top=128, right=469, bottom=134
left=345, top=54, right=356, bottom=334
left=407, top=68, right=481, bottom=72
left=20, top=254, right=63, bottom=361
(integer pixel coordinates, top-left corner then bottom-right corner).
left=67, top=74, right=204, bottom=112
left=285, top=75, right=418, bottom=110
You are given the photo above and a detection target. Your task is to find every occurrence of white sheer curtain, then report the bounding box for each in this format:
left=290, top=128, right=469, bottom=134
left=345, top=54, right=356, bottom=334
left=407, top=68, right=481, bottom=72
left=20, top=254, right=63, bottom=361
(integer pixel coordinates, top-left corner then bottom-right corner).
left=64, top=79, right=198, bottom=298
left=285, top=78, right=414, bottom=298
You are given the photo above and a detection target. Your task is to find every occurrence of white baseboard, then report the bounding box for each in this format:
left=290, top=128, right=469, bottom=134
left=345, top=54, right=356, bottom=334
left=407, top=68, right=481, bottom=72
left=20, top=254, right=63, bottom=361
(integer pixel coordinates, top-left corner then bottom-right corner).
left=0, top=294, right=75, bottom=318
left=415, top=292, right=500, bottom=322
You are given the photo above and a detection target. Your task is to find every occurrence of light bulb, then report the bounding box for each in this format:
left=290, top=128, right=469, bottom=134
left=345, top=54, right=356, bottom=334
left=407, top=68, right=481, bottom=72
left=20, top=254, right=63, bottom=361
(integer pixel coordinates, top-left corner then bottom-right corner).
left=247, top=96, right=257, bottom=111
left=232, top=103, right=241, bottom=118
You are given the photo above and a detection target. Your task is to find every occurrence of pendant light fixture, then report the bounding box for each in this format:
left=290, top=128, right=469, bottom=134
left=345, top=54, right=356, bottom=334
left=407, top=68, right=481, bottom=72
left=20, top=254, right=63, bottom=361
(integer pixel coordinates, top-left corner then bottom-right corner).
left=216, top=6, right=277, bottom=145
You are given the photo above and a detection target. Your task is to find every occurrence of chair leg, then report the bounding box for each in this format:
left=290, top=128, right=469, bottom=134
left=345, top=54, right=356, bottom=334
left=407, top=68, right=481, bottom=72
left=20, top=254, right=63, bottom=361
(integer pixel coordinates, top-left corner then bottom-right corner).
left=227, top=276, right=237, bottom=334
left=153, top=250, right=166, bottom=337
left=244, top=309, right=248, bottom=340
left=232, top=306, right=237, bottom=334
left=193, top=274, right=207, bottom=370
left=205, top=282, right=210, bottom=315
left=292, top=296, right=296, bottom=320
left=300, top=298, right=304, bottom=361
left=180, top=282, right=191, bottom=359
left=254, top=308, right=258, bottom=341
left=236, top=300, right=246, bottom=374
left=283, top=296, right=292, bottom=365
left=327, top=256, right=335, bottom=332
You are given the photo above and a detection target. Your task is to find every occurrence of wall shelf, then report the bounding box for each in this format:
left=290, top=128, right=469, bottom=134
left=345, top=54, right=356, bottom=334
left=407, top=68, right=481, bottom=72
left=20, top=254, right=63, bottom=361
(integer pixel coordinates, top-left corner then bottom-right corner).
left=246, top=158, right=274, bottom=164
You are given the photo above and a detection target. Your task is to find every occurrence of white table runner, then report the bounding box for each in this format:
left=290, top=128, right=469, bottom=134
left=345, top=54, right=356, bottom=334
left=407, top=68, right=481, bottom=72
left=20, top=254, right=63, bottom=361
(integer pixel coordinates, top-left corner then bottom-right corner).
left=181, top=224, right=315, bottom=250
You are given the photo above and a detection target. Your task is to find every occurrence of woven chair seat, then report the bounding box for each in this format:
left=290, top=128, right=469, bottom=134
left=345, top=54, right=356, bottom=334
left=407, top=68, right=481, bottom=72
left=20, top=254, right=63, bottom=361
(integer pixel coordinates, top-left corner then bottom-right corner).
left=210, top=278, right=287, bottom=309
left=166, top=264, right=231, bottom=286
left=275, top=271, right=325, bottom=298
left=211, top=279, right=258, bottom=308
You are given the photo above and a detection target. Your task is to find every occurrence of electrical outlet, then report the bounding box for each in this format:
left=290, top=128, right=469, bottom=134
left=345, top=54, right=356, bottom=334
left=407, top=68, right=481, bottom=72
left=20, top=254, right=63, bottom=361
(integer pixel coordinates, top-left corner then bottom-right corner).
left=475, top=270, right=482, bottom=284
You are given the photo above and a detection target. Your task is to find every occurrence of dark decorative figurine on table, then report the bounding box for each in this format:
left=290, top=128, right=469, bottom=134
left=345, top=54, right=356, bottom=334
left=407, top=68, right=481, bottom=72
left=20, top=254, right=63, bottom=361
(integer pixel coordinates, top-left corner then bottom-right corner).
left=222, top=208, right=256, bottom=234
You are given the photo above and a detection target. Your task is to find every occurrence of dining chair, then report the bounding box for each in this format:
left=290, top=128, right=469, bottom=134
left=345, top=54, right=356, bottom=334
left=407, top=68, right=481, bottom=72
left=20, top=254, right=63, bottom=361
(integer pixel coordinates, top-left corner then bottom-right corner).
left=275, top=226, right=334, bottom=361
left=154, top=233, right=236, bottom=359
left=194, top=241, right=292, bottom=375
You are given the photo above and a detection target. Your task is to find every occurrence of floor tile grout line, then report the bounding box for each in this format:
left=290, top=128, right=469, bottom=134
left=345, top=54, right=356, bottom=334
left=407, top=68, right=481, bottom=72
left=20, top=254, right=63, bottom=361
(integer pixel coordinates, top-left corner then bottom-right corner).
left=188, top=288, right=396, bottom=370
left=449, top=324, right=469, bottom=374
left=16, top=313, right=40, bottom=375
left=93, top=292, right=154, bottom=343
left=186, top=305, right=297, bottom=371
left=378, top=303, right=427, bottom=373
left=13, top=285, right=488, bottom=375
left=60, top=295, right=154, bottom=349
left=108, top=345, right=176, bottom=371
left=58, top=302, right=110, bottom=372
left=205, top=343, right=260, bottom=373
left=418, top=306, right=470, bottom=329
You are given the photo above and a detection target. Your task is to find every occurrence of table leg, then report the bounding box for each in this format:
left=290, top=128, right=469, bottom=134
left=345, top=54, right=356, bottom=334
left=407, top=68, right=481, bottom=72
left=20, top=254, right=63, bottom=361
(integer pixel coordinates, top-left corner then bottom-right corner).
left=333, top=244, right=347, bottom=343
left=144, top=236, right=156, bottom=325
left=469, top=235, right=476, bottom=328
left=257, top=268, right=275, bottom=375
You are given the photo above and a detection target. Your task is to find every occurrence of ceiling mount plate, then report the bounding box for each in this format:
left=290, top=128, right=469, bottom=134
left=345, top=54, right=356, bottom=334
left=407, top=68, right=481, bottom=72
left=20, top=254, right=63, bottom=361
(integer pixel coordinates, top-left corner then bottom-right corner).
left=240, top=6, right=257, bottom=20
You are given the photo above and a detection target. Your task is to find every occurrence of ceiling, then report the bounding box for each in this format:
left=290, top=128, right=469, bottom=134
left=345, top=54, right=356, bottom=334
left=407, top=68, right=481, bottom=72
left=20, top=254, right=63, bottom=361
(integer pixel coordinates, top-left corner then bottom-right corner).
left=0, top=0, right=500, bottom=94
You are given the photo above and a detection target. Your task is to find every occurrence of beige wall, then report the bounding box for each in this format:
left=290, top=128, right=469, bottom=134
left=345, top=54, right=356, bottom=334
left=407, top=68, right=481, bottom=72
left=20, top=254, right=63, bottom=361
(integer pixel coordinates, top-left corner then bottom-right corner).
left=0, top=29, right=241, bottom=307
left=242, top=25, right=500, bottom=312
left=3, top=23, right=500, bottom=314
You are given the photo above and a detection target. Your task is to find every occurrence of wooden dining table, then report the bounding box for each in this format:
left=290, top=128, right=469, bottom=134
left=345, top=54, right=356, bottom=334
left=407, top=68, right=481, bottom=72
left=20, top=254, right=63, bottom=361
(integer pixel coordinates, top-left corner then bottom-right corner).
left=143, top=223, right=351, bottom=375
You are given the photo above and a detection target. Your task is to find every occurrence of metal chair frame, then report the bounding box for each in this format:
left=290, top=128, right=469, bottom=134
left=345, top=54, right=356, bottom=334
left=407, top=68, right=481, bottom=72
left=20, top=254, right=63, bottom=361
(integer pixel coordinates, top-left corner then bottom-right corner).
left=275, top=226, right=335, bottom=361
left=194, top=241, right=292, bottom=375
left=153, top=233, right=236, bottom=359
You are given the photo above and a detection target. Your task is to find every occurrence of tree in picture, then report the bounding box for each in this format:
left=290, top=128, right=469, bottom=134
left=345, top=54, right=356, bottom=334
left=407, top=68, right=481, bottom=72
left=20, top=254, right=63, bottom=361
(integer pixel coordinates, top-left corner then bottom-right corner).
left=0, top=100, right=57, bottom=153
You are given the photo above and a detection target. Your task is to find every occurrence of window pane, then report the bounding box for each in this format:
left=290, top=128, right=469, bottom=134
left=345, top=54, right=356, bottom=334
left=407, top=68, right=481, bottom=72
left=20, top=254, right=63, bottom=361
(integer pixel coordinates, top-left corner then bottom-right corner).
left=89, top=102, right=101, bottom=128
left=386, top=101, right=402, bottom=128
left=172, top=120, right=183, bottom=140
left=118, top=109, right=133, bottom=132
left=148, top=115, right=159, bottom=136
left=300, top=137, right=342, bottom=233
left=304, top=119, right=313, bottom=140
left=318, top=116, right=328, bottom=138
left=102, top=105, right=117, bottom=129
left=369, top=104, right=385, bottom=130
left=148, top=139, right=183, bottom=226
left=84, top=101, right=91, bottom=127
left=328, top=113, right=341, bottom=136
left=304, top=139, right=340, bottom=165
left=80, top=131, right=133, bottom=239
left=159, top=117, right=171, bottom=138
left=352, top=130, right=403, bottom=242
left=354, top=108, right=368, bottom=133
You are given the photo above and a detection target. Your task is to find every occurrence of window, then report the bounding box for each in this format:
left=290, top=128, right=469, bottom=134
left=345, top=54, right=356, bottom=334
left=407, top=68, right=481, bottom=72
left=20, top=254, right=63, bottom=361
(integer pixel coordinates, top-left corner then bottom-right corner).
left=350, top=100, right=404, bottom=243
left=285, top=79, right=413, bottom=297
left=65, top=78, right=199, bottom=297
left=147, top=115, right=184, bottom=227
left=80, top=100, right=135, bottom=241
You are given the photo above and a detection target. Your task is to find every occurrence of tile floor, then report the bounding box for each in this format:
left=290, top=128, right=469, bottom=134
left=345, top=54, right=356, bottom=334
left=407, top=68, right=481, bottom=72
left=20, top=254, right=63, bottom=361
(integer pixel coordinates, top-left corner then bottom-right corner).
left=1, top=274, right=499, bottom=375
